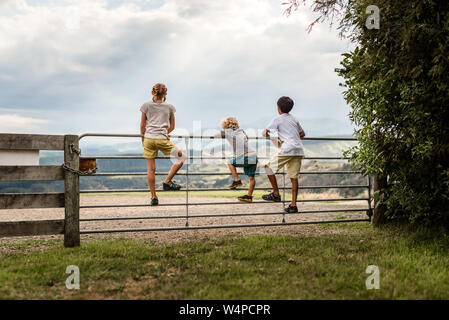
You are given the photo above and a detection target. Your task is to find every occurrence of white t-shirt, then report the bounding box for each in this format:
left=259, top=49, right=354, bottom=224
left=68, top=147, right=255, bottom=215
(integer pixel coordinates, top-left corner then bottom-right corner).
left=265, top=113, right=305, bottom=157
left=221, top=128, right=255, bottom=158
left=140, top=101, right=176, bottom=140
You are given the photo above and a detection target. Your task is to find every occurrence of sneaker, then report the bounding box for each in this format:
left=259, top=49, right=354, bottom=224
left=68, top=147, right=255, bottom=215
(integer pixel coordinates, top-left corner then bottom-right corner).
left=284, top=205, right=298, bottom=213
left=237, top=195, right=253, bottom=203
left=262, top=192, right=281, bottom=202
left=163, top=181, right=182, bottom=191
left=151, top=198, right=159, bottom=206
left=229, top=180, right=243, bottom=189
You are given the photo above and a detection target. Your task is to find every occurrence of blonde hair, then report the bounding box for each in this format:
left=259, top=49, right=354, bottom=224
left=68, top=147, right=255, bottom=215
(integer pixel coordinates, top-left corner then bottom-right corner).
left=152, top=83, right=167, bottom=102
left=221, top=117, right=240, bottom=129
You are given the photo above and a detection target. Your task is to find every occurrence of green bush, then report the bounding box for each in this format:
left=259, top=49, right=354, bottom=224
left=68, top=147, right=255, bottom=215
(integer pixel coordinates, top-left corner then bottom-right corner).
left=333, top=0, right=449, bottom=224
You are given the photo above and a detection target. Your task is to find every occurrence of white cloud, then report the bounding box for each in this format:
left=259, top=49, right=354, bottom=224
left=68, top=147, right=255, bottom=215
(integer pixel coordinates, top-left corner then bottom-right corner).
left=0, top=0, right=354, bottom=135
left=0, top=113, right=49, bottom=132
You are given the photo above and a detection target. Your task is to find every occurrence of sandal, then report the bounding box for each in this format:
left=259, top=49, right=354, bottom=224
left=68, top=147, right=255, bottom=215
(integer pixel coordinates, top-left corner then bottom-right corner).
left=262, top=192, right=281, bottom=202
left=163, top=181, right=182, bottom=191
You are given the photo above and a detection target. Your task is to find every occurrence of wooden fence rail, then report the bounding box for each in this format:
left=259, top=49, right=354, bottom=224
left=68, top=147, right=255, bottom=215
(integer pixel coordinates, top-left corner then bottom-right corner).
left=0, top=193, right=65, bottom=209
left=0, top=166, right=65, bottom=181
left=0, top=134, right=65, bottom=150
left=0, top=134, right=80, bottom=247
left=0, top=220, right=65, bottom=237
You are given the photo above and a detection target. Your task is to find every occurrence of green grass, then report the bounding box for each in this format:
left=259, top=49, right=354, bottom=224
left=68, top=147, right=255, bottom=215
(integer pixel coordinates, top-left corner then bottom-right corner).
left=1, top=223, right=449, bottom=299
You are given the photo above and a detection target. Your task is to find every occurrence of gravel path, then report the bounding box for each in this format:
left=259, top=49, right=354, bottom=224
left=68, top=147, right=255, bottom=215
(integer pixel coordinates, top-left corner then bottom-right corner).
left=0, top=195, right=370, bottom=244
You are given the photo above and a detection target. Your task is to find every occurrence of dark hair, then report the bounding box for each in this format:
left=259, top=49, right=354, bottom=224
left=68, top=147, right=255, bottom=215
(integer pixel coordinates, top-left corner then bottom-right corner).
left=277, top=96, right=294, bottom=113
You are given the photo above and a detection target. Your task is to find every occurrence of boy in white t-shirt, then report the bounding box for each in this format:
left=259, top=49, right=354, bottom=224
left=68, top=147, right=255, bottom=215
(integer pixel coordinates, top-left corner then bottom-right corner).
left=262, top=96, right=306, bottom=213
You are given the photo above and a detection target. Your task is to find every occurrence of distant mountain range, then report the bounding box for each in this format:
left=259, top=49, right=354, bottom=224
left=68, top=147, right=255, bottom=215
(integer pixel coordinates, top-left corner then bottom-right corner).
left=39, top=139, right=356, bottom=166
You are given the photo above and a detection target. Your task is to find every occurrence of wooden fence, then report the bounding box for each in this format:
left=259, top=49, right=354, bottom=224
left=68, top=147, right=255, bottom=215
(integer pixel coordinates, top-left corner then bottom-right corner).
left=0, top=134, right=80, bottom=247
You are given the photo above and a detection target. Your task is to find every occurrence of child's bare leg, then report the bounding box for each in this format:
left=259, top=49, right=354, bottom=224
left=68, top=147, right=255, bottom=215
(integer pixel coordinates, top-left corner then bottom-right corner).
left=291, top=178, right=298, bottom=207
left=164, top=149, right=186, bottom=184
left=147, top=159, right=157, bottom=198
left=267, top=174, right=280, bottom=196
left=264, top=164, right=280, bottom=195
left=227, top=162, right=240, bottom=181
left=248, top=176, right=256, bottom=196
left=164, top=160, right=183, bottom=183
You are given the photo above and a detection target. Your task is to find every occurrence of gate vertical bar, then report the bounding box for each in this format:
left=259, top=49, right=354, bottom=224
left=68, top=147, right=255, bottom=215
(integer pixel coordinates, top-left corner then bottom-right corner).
left=256, top=136, right=259, bottom=181
left=200, top=136, right=203, bottom=163
left=367, top=176, right=373, bottom=222
left=256, top=136, right=259, bottom=161
left=64, top=135, right=80, bottom=247
left=282, top=167, right=286, bottom=223
left=185, top=137, right=190, bottom=227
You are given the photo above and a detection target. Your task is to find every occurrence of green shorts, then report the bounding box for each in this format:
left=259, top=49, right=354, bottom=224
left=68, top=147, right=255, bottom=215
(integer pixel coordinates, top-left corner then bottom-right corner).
left=230, top=154, right=258, bottom=177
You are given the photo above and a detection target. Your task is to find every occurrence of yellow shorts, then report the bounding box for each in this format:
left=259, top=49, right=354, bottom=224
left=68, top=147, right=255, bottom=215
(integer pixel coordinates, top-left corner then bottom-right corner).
left=143, top=138, right=176, bottom=159
left=265, top=155, right=303, bottom=179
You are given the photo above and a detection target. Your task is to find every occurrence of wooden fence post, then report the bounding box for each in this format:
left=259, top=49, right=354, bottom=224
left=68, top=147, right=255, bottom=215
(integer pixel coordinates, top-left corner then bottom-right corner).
left=372, top=175, right=387, bottom=226
left=64, top=135, right=80, bottom=247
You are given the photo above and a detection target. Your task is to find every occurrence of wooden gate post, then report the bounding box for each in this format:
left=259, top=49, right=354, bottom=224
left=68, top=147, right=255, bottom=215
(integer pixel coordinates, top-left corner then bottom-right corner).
left=372, top=175, right=387, bottom=226
left=64, top=135, right=80, bottom=247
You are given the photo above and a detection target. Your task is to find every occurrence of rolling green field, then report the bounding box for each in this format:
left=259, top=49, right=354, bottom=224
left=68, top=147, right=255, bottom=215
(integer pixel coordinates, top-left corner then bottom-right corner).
left=1, top=223, right=448, bottom=299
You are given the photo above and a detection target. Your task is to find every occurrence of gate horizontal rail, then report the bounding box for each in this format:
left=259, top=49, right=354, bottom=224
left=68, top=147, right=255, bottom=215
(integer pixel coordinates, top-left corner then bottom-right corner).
left=80, top=218, right=370, bottom=235
left=80, top=209, right=369, bottom=222
left=79, top=133, right=358, bottom=141
left=81, top=155, right=350, bottom=160
left=80, top=187, right=369, bottom=194
left=88, top=171, right=362, bottom=176
left=78, top=133, right=372, bottom=233
left=80, top=201, right=369, bottom=209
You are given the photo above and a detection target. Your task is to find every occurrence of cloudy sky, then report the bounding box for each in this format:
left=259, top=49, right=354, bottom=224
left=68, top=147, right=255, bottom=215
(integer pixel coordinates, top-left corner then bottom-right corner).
left=0, top=0, right=354, bottom=137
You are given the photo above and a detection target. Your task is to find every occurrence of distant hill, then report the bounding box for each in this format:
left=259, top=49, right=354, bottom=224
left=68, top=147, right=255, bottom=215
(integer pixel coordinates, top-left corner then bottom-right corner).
left=69, top=115, right=354, bottom=157
left=1, top=137, right=363, bottom=196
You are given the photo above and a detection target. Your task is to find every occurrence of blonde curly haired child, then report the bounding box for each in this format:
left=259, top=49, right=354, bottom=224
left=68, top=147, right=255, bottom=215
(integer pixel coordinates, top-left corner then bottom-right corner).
left=215, top=117, right=258, bottom=202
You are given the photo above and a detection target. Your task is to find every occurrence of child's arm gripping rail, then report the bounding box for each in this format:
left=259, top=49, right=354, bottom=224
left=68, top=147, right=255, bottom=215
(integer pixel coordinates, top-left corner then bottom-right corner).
left=262, top=129, right=283, bottom=148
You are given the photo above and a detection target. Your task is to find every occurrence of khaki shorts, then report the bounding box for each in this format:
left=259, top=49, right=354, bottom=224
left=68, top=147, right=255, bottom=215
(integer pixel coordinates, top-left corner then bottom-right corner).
left=265, top=155, right=303, bottom=179
left=143, top=138, right=176, bottom=159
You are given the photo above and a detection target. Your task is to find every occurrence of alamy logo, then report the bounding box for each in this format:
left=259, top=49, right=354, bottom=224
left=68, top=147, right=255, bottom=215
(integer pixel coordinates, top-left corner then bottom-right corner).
left=65, top=265, right=80, bottom=290
left=366, top=5, right=380, bottom=30
left=365, top=265, right=380, bottom=290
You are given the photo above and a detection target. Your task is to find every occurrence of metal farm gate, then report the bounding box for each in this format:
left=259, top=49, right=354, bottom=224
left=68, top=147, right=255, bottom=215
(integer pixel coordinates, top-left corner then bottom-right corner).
left=76, top=133, right=372, bottom=235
